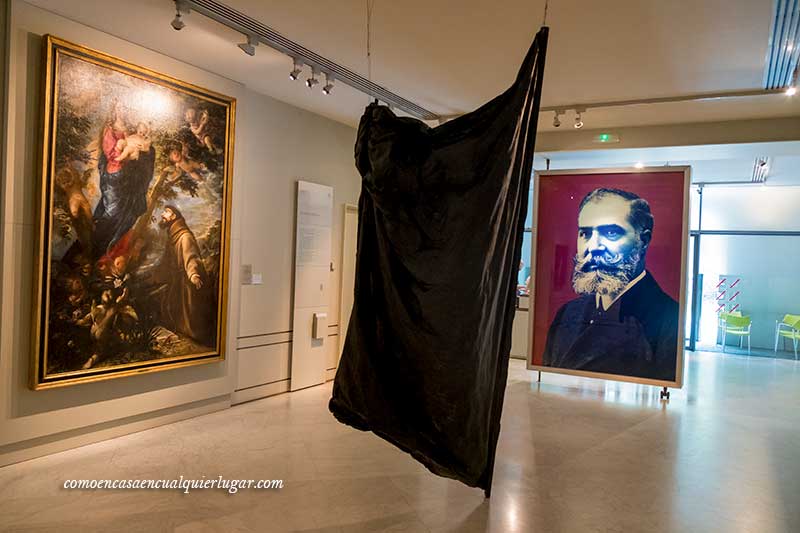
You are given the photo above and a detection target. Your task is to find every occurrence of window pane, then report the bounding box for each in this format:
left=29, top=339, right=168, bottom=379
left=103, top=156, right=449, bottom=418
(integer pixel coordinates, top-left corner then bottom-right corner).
left=700, top=186, right=800, bottom=231
left=689, top=187, right=700, bottom=231
left=695, top=234, right=800, bottom=356
left=519, top=230, right=532, bottom=287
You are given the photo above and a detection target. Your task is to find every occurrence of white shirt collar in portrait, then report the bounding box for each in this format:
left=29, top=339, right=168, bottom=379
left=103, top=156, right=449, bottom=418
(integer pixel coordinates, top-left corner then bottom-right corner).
left=596, top=269, right=647, bottom=311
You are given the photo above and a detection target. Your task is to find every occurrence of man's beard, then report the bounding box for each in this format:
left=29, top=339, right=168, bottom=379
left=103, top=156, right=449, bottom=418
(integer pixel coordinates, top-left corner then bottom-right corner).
left=158, top=218, right=173, bottom=229
left=572, top=247, right=643, bottom=298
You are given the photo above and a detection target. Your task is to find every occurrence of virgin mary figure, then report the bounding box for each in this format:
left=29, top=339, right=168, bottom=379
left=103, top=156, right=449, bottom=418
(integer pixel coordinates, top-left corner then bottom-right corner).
left=92, top=102, right=155, bottom=260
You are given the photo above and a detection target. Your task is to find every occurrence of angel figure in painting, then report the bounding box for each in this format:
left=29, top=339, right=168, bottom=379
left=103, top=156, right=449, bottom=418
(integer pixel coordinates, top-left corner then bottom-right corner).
left=54, top=166, right=94, bottom=257
left=185, top=107, right=222, bottom=154
left=169, top=143, right=207, bottom=182
left=77, top=288, right=139, bottom=369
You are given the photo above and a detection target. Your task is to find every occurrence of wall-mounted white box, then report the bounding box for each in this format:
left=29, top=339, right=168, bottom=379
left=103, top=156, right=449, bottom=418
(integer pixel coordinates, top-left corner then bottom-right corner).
left=312, top=312, right=328, bottom=340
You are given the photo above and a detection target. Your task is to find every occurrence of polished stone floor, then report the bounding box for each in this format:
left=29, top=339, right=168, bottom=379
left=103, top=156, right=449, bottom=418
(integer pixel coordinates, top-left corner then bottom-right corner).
left=697, top=342, right=800, bottom=361
left=1, top=351, right=799, bottom=532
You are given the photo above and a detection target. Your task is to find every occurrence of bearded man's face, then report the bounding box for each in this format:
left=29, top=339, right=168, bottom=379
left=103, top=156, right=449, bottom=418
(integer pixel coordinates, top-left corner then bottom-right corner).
left=572, top=195, right=646, bottom=298
left=159, top=208, right=177, bottom=228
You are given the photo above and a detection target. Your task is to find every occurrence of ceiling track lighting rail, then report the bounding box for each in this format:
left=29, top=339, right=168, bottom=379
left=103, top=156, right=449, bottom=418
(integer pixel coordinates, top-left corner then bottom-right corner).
left=539, top=87, right=790, bottom=114
left=175, top=0, right=439, bottom=121
left=442, top=87, right=793, bottom=127
left=694, top=181, right=780, bottom=188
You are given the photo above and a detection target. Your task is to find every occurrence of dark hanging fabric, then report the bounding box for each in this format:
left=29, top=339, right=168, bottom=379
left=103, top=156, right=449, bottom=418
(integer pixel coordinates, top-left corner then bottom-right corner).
left=329, top=27, right=549, bottom=494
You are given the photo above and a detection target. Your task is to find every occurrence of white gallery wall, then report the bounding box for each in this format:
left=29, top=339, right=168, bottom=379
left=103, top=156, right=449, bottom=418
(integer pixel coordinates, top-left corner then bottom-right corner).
left=0, top=0, right=361, bottom=465
left=234, top=85, right=361, bottom=403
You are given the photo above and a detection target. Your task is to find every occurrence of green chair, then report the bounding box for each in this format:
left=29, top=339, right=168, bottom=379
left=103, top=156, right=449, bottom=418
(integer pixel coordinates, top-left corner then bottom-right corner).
left=717, top=311, right=742, bottom=345
left=720, top=314, right=751, bottom=355
left=774, top=314, right=800, bottom=360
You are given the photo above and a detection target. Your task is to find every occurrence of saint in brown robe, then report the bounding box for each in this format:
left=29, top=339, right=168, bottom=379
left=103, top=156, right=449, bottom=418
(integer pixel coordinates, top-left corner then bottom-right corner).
left=158, top=210, right=215, bottom=347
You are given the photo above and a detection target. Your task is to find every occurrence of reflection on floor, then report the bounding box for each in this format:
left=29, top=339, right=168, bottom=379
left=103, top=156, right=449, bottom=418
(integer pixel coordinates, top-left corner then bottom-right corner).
left=1, top=350, right=798, bottom=532
left=697, top=343, right=799, bottom=360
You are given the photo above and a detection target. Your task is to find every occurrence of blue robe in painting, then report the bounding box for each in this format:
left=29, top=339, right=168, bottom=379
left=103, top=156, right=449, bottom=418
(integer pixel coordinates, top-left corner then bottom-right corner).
left=92, top=147, right=156, bottom=257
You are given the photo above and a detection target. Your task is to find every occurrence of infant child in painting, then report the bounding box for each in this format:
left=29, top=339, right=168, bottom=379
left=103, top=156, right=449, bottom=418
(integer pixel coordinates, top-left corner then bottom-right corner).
left=115, top=122, right=152, bottom=162
left=185, top=108, right=220, bottom=154
left=168, top=145, right=206, bottom=182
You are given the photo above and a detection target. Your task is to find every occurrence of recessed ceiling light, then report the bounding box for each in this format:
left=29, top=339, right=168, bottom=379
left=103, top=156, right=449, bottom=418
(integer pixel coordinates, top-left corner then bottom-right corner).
left=786, top=86, right=797, bottom=96
left=634, top=162, right=645, bottom=169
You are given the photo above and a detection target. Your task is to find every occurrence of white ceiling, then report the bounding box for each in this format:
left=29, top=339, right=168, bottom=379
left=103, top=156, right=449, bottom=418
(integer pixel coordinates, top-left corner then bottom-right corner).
left=26, top=0, right=800, bottom=131
left=534, top=141, right=800, bottom=185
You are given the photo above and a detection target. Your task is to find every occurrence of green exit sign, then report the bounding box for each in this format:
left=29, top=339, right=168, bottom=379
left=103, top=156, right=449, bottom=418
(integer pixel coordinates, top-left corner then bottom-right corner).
left=593, top=133, right=620, bottom=143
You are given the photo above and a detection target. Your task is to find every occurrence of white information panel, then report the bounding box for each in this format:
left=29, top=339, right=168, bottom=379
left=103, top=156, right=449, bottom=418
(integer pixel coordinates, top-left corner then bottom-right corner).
left=290, top=181, right=334, bottom=391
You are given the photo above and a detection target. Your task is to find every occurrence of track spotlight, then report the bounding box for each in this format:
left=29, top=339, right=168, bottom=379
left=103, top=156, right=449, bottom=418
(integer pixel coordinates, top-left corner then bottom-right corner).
left=171, top=1, right=187, bottom=30
left=322, top=73, right=335, bottom=95
left=574, top=111, right=583, bottom=129
left=306, top=68, right=319, bottom=89
left=238, top=35, right=258, bottom=56
left=171, top=13, right=185, bottom=30
left=552, top=110, right=562, bottom=128
left=289, top=58, right=304, bottom=81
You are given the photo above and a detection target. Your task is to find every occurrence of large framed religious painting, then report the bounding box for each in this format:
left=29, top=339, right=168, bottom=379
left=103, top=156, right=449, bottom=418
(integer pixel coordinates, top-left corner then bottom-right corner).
left=30, top=36, right=235, bottom=389
left=527, top=168, right=690, bottom=387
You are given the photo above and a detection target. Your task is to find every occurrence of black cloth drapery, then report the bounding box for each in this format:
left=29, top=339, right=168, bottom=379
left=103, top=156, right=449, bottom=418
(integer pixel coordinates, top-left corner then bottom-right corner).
left=329, top=28, right=548, bottom=493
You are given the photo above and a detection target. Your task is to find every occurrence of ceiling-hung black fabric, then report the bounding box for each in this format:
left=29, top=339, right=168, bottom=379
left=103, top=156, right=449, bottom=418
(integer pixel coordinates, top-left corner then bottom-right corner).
left=329, top=27, right=548, bottom=494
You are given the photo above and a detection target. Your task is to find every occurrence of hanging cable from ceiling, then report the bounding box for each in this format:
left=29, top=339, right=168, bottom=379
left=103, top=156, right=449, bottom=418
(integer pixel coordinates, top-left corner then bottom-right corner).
left=366, top=0, right=376, bottom=84
left=542, top=0, right=549, bottom=27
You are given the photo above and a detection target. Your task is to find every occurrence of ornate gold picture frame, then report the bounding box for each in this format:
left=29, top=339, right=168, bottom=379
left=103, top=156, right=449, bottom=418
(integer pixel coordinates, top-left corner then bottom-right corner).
left=31, top=35, right=236, bottom=389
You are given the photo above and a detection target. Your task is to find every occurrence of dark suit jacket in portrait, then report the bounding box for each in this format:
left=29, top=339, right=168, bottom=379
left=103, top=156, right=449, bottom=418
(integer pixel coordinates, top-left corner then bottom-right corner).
left=542, top=271, right=679, bottom=382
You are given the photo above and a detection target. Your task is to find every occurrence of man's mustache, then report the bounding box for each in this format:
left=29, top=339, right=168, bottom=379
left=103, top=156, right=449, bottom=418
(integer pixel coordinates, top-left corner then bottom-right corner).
left=572, top=249, right=640, bottom=298
left=575, top=252, right=625, bottom=272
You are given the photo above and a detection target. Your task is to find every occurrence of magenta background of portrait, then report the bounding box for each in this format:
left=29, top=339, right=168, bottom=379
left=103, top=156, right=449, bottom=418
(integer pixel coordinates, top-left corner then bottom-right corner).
left=530, top=171, right=687, bottom=366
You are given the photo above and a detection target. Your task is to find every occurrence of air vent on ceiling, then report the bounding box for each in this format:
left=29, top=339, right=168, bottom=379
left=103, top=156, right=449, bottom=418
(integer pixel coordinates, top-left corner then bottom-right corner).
left=752, top=157, right=770, bottom=183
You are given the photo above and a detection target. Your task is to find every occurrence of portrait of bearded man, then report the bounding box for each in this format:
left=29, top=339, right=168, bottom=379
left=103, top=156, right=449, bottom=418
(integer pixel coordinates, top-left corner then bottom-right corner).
left=541, top=188, right=679, bottom=382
